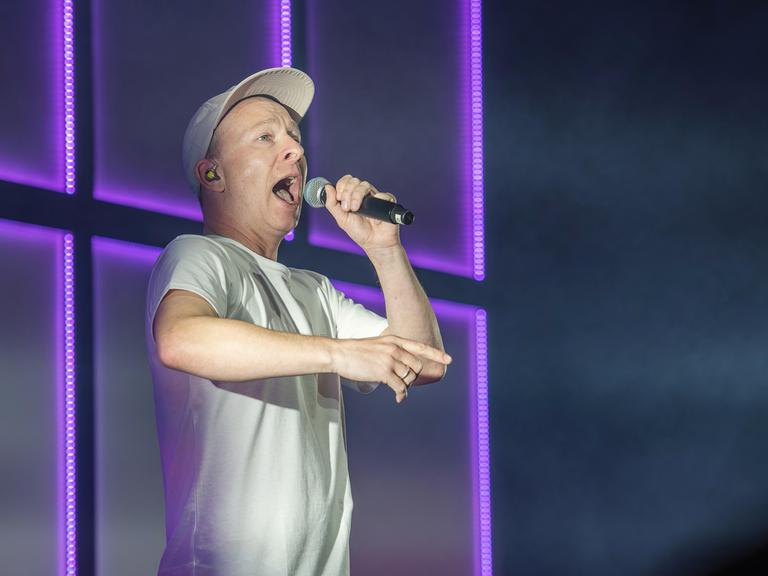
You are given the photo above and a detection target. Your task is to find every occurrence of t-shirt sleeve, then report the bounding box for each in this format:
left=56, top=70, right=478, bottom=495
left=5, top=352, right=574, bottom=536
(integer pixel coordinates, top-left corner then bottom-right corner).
left=325, top=280, right=388, bottom=340
left=146, top=235, right=229, bottom=345
left=323, top=278, right=388, bottom=394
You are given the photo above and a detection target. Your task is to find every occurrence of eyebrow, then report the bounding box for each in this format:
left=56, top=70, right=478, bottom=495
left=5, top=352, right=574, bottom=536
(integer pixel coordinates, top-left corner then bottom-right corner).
left=250, top=119, right=302, bottom=142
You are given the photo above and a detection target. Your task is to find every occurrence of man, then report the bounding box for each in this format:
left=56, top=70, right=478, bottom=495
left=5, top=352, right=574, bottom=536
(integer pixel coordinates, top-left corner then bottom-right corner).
left=145, top=67, right=451, bottom=576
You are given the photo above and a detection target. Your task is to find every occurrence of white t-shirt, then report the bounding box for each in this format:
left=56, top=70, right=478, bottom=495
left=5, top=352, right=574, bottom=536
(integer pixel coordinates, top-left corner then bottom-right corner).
left=144, top=233, right=388, bottom=576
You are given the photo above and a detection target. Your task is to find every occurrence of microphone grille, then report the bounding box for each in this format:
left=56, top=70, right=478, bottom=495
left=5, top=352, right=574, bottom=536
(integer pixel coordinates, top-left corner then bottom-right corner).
left=303, top=177, right=330, bottom=208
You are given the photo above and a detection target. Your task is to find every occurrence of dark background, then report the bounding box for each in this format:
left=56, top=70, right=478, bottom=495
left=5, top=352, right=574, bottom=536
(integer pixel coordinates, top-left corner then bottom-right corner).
left=485, top=1, right=768, bottom=574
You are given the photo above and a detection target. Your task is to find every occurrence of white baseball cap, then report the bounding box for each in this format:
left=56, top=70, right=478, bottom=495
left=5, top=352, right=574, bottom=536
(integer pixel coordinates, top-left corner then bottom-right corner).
left=182, top=67, right=315, bottom=194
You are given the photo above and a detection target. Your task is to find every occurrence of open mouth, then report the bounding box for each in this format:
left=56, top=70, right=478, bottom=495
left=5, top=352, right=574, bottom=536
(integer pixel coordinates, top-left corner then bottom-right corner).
left=272, top=175, right=299, bottom=205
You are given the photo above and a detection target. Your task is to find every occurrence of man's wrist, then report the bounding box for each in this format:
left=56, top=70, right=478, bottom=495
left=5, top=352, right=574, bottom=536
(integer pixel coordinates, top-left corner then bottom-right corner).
left=365, top=243, right=407, bottom=268
left=317, top=335, right=339, bottom=374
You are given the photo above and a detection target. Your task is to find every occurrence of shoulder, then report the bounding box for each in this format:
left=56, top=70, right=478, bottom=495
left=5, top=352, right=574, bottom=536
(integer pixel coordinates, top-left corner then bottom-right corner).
left=149, top=235, right=233, bottom=287
left=163, top=234, right=228, bottom=257
left=154, top=234, right=231, bottom=269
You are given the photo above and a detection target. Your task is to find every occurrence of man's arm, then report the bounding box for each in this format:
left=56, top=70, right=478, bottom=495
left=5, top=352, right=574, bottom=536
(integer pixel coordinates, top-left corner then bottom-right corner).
left=368, top=246, right=447, bottom=386
left=153, top=288, right=450, bottom=402
left=321, top=175, right=449, bottom=387
left=153, top=289, right=334, bottom=381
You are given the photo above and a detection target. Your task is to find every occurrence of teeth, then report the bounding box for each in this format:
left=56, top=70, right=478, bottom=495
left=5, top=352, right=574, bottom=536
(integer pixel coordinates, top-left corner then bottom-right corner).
left=274, top=188, right=294, bottom=204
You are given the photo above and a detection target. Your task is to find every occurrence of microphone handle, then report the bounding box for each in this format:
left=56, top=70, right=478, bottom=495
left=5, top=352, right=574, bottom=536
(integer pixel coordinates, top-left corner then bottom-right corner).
left=319, top=189, right=414, bottom=226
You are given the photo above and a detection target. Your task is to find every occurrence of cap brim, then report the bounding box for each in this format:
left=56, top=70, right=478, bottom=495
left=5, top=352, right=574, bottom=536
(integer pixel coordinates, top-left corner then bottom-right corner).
left=214, top=67, right=315, bottom=129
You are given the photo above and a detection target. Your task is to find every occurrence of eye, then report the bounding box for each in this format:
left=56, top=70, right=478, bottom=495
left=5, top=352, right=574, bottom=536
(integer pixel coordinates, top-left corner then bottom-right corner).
left=257, top=133, right=273, bottom=142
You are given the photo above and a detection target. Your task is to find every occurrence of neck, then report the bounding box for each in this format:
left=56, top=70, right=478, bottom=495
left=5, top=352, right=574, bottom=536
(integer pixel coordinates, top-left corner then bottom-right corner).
left=203, top=220, right=281, bottom=261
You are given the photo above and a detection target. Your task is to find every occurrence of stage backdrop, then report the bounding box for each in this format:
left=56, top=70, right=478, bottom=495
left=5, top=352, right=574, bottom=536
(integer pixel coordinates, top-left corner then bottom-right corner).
left=0, top=1, right=489, bottom=575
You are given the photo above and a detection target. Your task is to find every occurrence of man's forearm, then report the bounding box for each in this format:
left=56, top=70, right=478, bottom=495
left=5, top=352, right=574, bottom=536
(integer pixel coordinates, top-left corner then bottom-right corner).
left=368, top=245, right=446, bottom=381
left=159, top=315, right=336, bottom=381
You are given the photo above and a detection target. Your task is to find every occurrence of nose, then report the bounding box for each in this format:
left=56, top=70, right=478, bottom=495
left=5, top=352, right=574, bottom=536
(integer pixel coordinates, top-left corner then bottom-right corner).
left=283, top=138, right=304, bottom=164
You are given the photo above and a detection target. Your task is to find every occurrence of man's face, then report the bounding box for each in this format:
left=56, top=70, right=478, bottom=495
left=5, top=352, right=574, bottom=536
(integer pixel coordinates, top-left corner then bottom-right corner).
left=212, top=97, right=305, bottom=234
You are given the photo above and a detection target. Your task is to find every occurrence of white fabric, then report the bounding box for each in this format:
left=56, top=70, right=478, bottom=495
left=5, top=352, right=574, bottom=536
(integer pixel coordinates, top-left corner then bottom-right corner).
left=144, top=233, right=388, bottom=576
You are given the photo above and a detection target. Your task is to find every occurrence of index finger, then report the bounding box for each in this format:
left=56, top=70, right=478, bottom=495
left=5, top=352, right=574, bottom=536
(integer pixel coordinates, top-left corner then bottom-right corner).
left=335, top=174, right=356, bottom=194
left=394, top=338, right=452, bottom=364
left=323, top=183, right=347, bottom=222
left=372, top=191, right=397, bottom=203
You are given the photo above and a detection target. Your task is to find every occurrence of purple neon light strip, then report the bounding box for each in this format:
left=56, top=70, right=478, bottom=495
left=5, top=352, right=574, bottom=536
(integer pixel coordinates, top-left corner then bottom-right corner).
left=280, top=0, right=292, bottom=67
left=63, top=233, right=77, bottom=575
left=56, top=231, right=65, bottom=576
left=279, top=0, right=296, bottom=242
left=63, top=0, right=77, bottom=566
left=63, top=0, right=75, bottom=194
left=474, top=309, right=491, bottom=575
left=469, top=0, right=484, bottom=281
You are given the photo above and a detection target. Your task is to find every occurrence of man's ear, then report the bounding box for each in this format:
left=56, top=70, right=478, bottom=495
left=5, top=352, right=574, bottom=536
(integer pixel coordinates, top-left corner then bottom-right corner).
left=195, top=159, right=225, bottom=192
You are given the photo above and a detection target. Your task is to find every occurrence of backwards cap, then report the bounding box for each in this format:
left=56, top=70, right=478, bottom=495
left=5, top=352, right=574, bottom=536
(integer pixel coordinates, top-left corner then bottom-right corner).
left=182, top=67, right=315, bottom=194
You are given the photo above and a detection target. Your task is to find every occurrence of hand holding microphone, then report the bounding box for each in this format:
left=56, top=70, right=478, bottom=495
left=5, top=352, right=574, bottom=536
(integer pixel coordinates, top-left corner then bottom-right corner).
left=304, top=175, right=414, bottom=226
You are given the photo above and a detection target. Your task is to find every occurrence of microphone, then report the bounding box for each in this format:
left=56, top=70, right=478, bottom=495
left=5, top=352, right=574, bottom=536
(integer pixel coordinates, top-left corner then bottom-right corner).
left=303, top=177, right=414, bottom=226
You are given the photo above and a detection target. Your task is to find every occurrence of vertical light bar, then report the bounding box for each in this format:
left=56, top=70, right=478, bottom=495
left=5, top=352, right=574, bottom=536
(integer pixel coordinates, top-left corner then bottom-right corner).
left=63, top=0, right=77, bottom=568
left=468, top=0, right=484, bottom=280
left=63, top=0, right=75, bottom=195
left=64, top=233, right=77, bottom=574
left=280, top=0, right=292, bottom=67
left=279, top=0, right=295, bottom=241
left=474, top=308, right=491, bottom=575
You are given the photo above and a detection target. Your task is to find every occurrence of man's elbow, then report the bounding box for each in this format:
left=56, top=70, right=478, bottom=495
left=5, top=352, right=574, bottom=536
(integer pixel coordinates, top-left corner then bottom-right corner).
left=155, top=339, right=175, bottom=370
left=155, top=329, right=186, bottom=371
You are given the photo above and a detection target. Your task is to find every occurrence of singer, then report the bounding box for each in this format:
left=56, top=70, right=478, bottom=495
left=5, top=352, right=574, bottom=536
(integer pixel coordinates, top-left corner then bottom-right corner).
left=145, top=67, right=450, bottom=576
